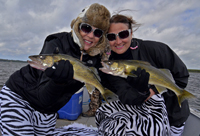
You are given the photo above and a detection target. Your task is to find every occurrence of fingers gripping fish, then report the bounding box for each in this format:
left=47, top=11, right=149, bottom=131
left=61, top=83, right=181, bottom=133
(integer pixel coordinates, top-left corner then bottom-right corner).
left=28, top=54, right=109, bottom=103
left=100, top=60, right=195, bottom=106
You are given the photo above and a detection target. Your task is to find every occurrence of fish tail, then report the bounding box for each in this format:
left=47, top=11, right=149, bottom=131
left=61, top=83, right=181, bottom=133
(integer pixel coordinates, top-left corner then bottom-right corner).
left=178, top=89, right=196, bottom=106
left=102, top=94, right=109, bottom=104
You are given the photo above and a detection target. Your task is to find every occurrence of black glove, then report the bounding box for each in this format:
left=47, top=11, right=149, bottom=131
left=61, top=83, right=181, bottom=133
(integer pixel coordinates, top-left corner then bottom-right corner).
left=127, top=68, right=150, bottom=94
left=45, top=60, right=74, bottom=84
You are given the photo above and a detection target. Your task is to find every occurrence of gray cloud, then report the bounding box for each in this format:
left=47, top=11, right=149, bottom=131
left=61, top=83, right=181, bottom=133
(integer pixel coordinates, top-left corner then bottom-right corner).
left=0, top=0, right=199, bottom=69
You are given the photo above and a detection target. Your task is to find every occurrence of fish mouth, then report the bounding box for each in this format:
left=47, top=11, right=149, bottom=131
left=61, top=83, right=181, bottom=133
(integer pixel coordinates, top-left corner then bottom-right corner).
left=99, top=67, right=114, bottom=75
left=99, top=62, right=117, bottom=75
left=28, top=56, right=48, bottom=71
left=100, top=61, right=125, bottom=77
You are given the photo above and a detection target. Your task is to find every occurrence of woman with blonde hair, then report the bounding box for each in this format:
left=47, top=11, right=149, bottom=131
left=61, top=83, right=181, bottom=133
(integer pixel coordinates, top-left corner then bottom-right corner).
left=0, top=3, right=110, bottom=135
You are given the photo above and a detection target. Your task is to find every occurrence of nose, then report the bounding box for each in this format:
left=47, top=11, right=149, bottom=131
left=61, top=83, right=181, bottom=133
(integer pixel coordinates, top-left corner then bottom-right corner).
left=87, top=31, right=95, bottom=38
left=116, top=36, right=122, bottom=44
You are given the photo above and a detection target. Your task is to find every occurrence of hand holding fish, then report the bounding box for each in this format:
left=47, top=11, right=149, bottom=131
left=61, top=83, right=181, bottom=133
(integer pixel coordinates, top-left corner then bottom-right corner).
left=28, top=54, right=110, bottom=103
left=127, top=68, right=150, bottom=95
left=100, top=60, right=196, bottom=106
left=45, top=60, right=74, bottom=84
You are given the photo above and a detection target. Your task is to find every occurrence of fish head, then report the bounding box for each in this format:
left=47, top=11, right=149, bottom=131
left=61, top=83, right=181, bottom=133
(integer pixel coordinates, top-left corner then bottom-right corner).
left=28, top=54, right=55, bottom=71
left=100, top=60, right=125, bottom=76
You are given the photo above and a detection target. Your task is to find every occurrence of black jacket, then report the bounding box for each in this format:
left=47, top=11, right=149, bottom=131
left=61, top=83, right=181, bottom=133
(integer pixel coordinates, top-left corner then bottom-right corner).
left=6, top=32, right=101, bottom=113
left=100, top=38, right=190, bottom=126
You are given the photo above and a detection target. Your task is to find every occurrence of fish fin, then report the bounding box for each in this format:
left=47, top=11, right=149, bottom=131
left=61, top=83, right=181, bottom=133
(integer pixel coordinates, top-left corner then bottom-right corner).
left=154, top=85, right=167, bottom=94
left=102, top=95, right=109, bottom=104
left=85, top=84, right=95, bottom=94
left=178, top=89, right=196, bottom=107
left=101, top=90, right=109, bottom=104
left=127, top=60, right=152, bottom=66
left=104, top=88, right=118, bottom=99
left=159, top=69, right=175, bottom=83
left=89, top=67, right=98, bottom=74
left=85, top=84, right=111, bottom=104
left=126, top=73, right=137, bottom=77
left=89, top=67, right=101, bottom=81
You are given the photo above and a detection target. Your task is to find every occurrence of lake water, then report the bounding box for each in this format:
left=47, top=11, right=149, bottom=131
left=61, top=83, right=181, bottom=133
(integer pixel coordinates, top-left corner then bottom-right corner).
left=0, top=60, right=200, bottom=116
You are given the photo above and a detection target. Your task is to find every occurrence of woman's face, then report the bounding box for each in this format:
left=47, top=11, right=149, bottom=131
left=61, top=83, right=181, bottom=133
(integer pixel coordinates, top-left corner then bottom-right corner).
left=79, top=25, right=101, bottom=51
left=108, top=23, right=132, bottom=54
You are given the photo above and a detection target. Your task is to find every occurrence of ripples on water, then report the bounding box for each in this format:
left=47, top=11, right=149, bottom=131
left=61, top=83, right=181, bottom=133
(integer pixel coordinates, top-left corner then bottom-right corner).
left=186, top=72, right=200, bottom=113
left=0, top=61, right=200, bottom=115
left=0, top=61, right=27, bottom=88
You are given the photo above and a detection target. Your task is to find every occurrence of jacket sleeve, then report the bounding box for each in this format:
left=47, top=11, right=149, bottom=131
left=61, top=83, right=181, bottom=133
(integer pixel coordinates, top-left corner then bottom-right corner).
left=143, top=41, right=190, bottom=126
left=145, top=41, right=189, bottom=88
left=25, top=36, right=84, bottom=113
left=40, top=37, right=64, bottom=54
left=99, top=71, right=150, bottom=105
left=36, top=76, right=84, bottom=113
left=7, top=64, right=84, bottom=113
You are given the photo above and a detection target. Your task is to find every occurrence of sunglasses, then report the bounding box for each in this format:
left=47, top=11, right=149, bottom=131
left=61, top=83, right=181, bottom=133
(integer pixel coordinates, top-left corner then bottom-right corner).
left=79, top=23, right=103, bottom=38
left=106, top=29, right=131, bottom=41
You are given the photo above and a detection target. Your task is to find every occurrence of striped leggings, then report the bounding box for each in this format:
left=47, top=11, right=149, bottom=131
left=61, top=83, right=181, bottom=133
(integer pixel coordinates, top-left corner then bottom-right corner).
left=0, top=85, right=58, bottom=136
left=0, top=85, right=185, bottom=136
left=96, top=94, right=185, bottom=136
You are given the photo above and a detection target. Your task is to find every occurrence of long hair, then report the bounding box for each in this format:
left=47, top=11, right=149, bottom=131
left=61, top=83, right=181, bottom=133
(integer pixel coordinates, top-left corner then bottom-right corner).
left=110, top=10, right=141, bottom=33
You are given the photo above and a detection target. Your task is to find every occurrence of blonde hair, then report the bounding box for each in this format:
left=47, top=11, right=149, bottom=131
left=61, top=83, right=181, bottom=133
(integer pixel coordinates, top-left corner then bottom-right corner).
left=70, top=3, right=111, bottom=56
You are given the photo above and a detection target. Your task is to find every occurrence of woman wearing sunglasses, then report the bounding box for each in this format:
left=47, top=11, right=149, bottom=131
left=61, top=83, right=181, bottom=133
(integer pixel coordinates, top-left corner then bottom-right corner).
left=96, top=13, right=189, bottom=135
left=0, top=3, right=110, bottom=135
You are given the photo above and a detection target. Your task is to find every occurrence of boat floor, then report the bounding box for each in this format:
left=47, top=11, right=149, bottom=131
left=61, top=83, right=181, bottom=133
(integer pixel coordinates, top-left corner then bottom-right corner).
left=56, top=104, right=96, bottom=128
left=0, top=88, right=199, bottom=136
left=56, top=105, right=200, bottom=136
left=56, top=88, right=200, bottom=136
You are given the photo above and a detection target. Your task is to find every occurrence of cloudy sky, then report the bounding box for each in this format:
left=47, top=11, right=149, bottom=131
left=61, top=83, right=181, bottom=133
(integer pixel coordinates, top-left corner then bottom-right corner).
left=0, top=0, right=199, bottom=69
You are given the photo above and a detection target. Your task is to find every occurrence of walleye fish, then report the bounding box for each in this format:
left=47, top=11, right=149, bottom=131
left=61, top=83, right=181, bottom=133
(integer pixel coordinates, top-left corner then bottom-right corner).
left=28, top=54, right=109, bottom=103
left=100, top=60, right=195, bottom=106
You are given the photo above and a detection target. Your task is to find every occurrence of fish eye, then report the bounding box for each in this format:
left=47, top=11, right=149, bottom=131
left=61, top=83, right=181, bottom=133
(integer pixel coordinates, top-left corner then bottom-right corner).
left=40, top=55, right=45, bottom=60
left=108, top=61, right=113, bottom=65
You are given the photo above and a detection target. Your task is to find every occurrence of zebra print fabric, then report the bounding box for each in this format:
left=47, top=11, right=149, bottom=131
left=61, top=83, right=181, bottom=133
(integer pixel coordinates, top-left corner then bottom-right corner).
left=0, top=85, right=99, bottom=136
left=0, top=85, right=185, bottom=135
left=0, top=85, right=58, bottom=135
left=170, top=124, right=185, bottom=136
left=96, top=94, right=171, bottom=136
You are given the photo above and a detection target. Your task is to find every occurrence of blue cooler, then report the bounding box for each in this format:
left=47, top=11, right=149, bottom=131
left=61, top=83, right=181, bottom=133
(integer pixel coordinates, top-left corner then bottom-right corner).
left=57, top=88, right=83, bottom=120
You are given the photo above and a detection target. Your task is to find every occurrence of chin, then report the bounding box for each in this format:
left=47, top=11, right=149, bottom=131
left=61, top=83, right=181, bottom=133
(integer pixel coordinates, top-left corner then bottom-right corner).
left=115, top=49, right=125, bottom=54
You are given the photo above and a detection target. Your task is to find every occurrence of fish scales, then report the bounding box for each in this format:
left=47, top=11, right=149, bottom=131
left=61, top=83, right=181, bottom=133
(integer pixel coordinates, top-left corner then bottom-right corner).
left=100, top=60, right=195, bottom=106
left=28, top=54, right=108, bottom=103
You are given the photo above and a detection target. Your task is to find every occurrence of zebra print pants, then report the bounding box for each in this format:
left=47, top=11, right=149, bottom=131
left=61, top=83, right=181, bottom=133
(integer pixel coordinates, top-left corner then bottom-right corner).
left=0, top=85, right=58, bottom=135
left=0, top=85, right=99, bottom=136
left=0, top=85, right=185, bottom=135
left=95, top=94, right=185, bottom=136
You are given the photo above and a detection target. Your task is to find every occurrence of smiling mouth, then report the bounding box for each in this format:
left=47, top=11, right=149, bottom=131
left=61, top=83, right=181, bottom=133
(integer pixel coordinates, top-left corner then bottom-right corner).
left=116, top=45, right=124, bottom=49
left=84, top=39, right=92, bottom=45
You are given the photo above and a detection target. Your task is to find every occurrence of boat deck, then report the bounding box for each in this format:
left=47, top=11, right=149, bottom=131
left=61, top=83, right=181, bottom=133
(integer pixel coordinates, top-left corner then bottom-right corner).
left=1, top=88, right=199, bottom=135
left=56, top=104, right=96, bottom=128
left=55, top=88, right=200, bottom=136
left=56, top=87, right=110, bottom=128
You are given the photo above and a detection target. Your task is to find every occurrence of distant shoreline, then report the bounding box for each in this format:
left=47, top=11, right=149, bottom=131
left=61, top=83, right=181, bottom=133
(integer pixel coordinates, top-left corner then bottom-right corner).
left=188, top=69, right=200, bottom=73
left=0, top=59, right=199, bottom=72
left=0, top=59, right=27, bottom=63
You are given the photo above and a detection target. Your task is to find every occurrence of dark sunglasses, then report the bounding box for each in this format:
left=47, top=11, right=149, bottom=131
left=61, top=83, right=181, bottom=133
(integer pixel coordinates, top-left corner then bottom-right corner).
left=106, top=29, right=131, bottom=41
left=79, top=23, right=103, bottom=38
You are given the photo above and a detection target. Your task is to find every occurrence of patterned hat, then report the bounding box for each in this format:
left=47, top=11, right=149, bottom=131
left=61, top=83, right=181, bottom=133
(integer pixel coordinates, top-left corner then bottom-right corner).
left=70, top=3, right=111, bottom=56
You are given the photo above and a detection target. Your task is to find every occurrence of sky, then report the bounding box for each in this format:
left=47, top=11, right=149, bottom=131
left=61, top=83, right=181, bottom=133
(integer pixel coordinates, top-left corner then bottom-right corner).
left=0, top=0, right=200, bottom=69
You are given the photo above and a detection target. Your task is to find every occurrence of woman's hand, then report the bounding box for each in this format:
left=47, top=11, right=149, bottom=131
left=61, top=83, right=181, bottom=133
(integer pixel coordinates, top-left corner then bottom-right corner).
left=127, top=68, right=150, bottom=95
left=45, top=60, right=74, bottom=84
